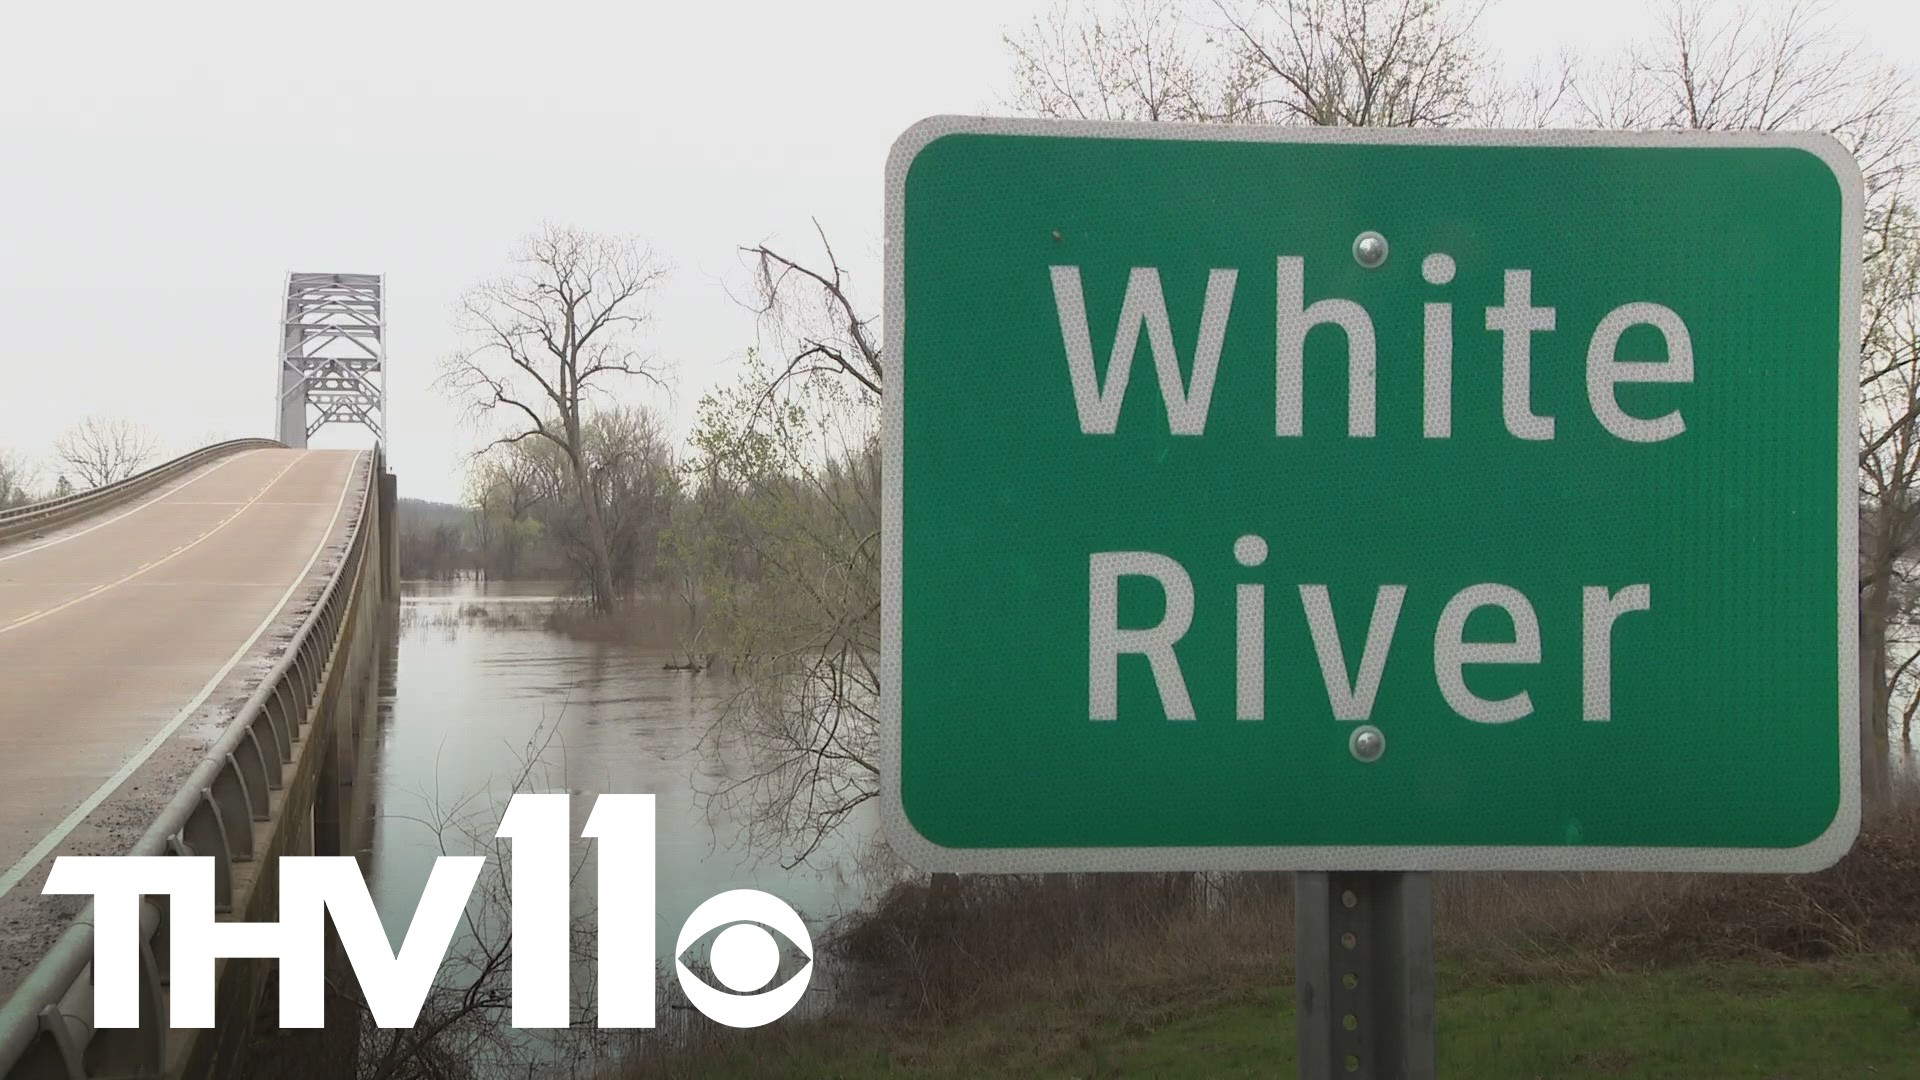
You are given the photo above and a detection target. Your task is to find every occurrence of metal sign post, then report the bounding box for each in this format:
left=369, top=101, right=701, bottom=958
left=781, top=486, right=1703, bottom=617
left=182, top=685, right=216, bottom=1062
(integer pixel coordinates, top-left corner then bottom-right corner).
left=1296, top=872, right=1435, bottom=1080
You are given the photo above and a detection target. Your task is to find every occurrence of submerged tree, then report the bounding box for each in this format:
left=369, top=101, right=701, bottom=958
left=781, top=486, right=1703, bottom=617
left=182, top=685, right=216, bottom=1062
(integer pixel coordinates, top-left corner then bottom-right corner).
left=438, top=224, right=670, bottom=614
left=462, top=404, right=677, bottom=599
left=465, top=444, right=553, bottom=580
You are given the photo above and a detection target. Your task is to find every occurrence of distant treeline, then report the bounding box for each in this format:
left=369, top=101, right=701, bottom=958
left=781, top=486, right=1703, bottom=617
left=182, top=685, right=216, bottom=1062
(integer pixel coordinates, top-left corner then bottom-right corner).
left=396, top=404, right=679, bottom=592
left=396, top=496, right=562, bottom=581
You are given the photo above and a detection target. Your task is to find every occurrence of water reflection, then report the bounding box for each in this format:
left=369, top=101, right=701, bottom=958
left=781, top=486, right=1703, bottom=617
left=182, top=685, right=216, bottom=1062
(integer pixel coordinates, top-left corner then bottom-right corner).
left=370, top=579, right=881, bottom=1037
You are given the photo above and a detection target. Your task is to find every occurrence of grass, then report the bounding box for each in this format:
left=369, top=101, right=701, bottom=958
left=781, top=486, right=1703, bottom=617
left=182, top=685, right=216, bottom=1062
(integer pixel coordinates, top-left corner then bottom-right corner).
left=629, top=956, right=1920, bottom=1078
left=611, top=807, right=1920, bottom=1077
left=1134, top=960, right=1920, bottom=1079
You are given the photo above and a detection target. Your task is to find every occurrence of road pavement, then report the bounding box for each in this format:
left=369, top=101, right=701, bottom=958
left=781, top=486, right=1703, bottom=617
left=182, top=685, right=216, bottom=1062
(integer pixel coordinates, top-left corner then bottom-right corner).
left=0, top=447, right=366, bottom=997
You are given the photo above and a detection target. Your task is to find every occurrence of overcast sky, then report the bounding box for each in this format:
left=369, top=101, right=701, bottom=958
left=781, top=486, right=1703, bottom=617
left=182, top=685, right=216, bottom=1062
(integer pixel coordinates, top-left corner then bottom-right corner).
left=2, top=0, right=1914, bottom=503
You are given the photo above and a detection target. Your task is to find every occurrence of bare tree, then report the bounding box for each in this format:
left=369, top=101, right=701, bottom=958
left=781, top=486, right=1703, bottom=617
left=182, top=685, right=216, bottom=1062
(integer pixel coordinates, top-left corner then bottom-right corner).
left=1484, top=49, right=1579, bottom=128
left=1571, top=1, right=1916, bottom=201
left=352, top=765, right=604, bottom=1080
left=1005, top=0, right=1232, bottom=122
left=438, top=224, right=670, bottom=614
left=53, top=417, right=158, bottom=490
left=1212, top=0, right=1495, bottom=126
left=1004, top=0, right=1498, bottom=127
left=743, top=225, right=884, bottom=401
left=1859, top=203, right=1920, bottom=805
left=242, top=719, right=609, bottom=1079
left=0, top=450, right=35, bottom=508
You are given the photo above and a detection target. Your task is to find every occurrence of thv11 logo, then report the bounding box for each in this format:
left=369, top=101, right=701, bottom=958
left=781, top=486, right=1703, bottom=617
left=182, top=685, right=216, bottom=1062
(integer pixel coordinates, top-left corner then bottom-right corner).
left=44, top=793, right=812, bottom=1029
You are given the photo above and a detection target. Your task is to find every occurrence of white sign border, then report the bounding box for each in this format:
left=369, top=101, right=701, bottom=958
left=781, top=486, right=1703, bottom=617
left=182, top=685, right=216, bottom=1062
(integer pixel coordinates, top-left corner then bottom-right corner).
left=881, top=115, right=1862, bottom=874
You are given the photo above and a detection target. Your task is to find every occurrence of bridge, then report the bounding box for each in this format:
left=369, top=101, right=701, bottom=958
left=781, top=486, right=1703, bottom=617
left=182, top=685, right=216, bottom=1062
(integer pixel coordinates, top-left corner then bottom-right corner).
left=0, top=274, right=399, bottom=1078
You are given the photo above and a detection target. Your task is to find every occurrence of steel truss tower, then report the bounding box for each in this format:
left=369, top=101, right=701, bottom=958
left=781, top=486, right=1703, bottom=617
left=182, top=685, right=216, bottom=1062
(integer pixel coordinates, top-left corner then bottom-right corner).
left=277, top=272, right=387, bottom=448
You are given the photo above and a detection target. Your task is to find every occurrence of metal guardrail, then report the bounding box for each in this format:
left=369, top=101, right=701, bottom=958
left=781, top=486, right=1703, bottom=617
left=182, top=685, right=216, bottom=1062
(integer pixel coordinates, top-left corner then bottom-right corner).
left=0, top=440, right=285, bottom=546
left=0, top=447, right=385, bottom=1078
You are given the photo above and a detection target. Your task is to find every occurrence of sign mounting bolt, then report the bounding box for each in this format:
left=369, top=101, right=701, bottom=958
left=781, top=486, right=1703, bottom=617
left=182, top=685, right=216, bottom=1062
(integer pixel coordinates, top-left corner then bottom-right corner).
left=1350, top=725, right=1385, bottom=763
left=1352, top=231, right=1389, bottom=269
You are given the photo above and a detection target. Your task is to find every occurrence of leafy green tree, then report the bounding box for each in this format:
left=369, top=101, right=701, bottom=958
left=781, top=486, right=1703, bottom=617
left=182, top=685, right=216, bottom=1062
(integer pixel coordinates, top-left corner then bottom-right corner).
left=677, top=339, right=880, bottom=864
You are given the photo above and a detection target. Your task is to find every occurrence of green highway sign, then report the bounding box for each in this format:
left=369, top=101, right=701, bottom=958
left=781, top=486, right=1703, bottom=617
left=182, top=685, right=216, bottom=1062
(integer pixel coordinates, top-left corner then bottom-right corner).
left=881, top=117, right=1861, bottom=872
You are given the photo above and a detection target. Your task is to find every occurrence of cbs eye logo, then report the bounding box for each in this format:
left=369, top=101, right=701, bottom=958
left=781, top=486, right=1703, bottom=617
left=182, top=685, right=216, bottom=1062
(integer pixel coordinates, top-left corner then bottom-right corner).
left=674, top=889, right=814, bottom=1027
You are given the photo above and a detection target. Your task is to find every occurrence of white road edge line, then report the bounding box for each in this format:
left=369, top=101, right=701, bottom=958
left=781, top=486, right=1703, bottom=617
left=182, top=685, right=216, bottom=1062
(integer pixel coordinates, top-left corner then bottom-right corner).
left=0, top=450, right=368, bottom=903
left=0, top=450, right=263, bottom=565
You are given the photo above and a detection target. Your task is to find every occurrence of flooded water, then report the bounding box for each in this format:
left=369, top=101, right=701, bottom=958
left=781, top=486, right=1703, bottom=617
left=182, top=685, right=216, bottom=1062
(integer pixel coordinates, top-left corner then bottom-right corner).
left=367, top=579, right=883, bottom=1046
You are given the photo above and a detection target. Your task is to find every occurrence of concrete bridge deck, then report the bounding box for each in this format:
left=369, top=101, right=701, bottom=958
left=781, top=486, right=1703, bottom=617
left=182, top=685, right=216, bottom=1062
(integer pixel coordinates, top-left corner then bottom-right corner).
left=0, top=448, right=368, bottom=1003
